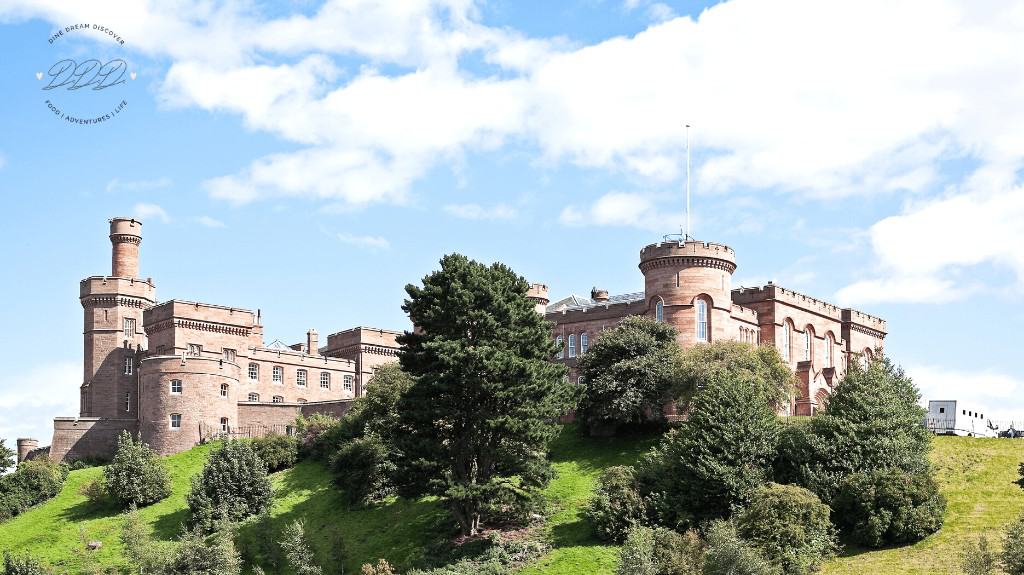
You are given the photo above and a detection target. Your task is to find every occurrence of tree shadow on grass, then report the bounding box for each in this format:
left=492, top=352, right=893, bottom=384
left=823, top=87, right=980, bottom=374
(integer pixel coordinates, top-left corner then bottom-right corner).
left=57, top=498, right=122, bottom=523
left=151, top=507, right=189, bottom=541
left=548, top=424, right=659, bottom=475
left=549, top=519, right=604, bottom=549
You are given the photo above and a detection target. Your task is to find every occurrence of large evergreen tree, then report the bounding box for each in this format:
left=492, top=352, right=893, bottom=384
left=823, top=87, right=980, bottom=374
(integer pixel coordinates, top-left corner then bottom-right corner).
left=394, top=253, right=573, bottom=536
left=0, top=440, right=15, bottom=475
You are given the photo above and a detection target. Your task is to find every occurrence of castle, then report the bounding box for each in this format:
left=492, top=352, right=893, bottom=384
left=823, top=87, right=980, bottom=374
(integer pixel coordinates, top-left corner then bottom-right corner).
left=16, top=220, right=886, bottom=463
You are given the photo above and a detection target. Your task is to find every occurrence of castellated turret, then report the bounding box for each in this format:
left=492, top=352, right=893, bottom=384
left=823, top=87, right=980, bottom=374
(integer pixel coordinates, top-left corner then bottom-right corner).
left=16, top=438, right=38, bottom=463
left=638, top=240, right=737, bottom=347
left=110, top=217, right=142, bottom=278
left=527, top=283, right=549, bottom=315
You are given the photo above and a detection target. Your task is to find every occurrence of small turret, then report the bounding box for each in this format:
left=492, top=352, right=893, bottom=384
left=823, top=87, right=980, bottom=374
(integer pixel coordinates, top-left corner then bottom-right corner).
left=16, top=438, right=38, bottom=463
left=527, top=283, right=549, bottom=315
left=109, top=217, right=142, bottom=278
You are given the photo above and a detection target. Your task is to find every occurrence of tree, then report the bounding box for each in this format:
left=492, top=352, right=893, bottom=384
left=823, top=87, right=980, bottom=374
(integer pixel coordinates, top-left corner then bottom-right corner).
left=576, top=316, right=682, bottom=434
left=735, top=483, right=837, bottom=575
left=960, top=535, right=997, bottom=575
left=775, top=356, right=932, bottom=503
left=187, top=441, right=272, bottom=531
left=2, top=552, right=53, bottom=575
left=702, top=521, right=781, bottom=575
left=280, top=520, right=323, bottom=575
left=673, top=341, right=794, bottom=412
left=638, top=373, right=781, bottom=529
left=394, top=253, right=573, bottom=536
left=104, top=430, right=171, bottom=508
left=0, top=440, right=15, bottom=475
left=1003, top=514, right=1024, bottom=575
left=832, top=469, right=945, bottom=548
left=583, top=466, right=647, bottom=542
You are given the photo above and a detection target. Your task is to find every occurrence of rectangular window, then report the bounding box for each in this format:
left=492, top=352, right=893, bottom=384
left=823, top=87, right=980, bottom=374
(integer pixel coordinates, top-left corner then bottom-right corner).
left=124, top=355, right=133, bottom=375
left=343, top=375, right=353, bottom=392
left=580, top=332, right=588, bottom=354
left=939, top=407, right=945, bottom=414
left=170, top=379, right=182, bottom=394
left=320, top=372, right=330, bottom=389
left=223, top=348, right=236, bottom=363
left=123, top=317, right=136, bottom=338
left=220, top=418, right=228, bottom=433
left=170, top=414, right=181, bottom=429
left=272, top=395, right=284, bottom=403
left=187, top=344, right=202, bottom=357
left=556, top=336, right=564, bottom=360
left=273, top=366, right=284, bottom=384
left=248, top=392, right=259, bottom=402
left=297, top=369, right=307, bottom=387
left=248, top=363, right=259, bottom=381
left=125, top=393, right=131, bottom=412
left=568, top=334, right=576, bottom=358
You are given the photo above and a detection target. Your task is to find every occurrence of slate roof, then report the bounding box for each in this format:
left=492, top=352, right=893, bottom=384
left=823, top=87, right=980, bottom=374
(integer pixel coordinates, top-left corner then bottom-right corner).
left=546, top=291, right=645, bottom=313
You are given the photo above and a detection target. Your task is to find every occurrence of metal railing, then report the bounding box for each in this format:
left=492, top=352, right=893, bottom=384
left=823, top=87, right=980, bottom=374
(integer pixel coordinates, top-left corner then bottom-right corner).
left=199, top=422, right=295, bottom=442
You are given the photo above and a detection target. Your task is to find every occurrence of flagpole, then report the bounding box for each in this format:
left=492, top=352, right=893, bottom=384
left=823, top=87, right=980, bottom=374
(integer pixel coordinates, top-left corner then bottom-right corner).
left=685, top=123, right=691, bottom=240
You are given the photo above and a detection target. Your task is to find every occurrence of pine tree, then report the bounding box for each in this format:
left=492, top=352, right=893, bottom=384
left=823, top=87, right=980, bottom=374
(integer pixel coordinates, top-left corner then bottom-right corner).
left=0, top=439, right=15, bottom=474
left=394, top=253, right=573, bottom=536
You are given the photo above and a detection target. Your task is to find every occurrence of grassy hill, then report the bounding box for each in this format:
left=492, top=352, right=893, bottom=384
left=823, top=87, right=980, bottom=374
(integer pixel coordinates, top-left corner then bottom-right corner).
left=1, top=432, right=1023, bottom=574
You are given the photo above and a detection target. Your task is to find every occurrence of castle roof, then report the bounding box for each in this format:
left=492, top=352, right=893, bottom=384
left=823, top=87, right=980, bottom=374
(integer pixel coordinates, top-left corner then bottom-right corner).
left=546, top=291, right=645, bottom=313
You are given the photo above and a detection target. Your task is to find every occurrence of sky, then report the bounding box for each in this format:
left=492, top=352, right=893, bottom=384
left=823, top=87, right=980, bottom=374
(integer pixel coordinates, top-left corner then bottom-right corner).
left=1, top=0, right=1023, bottom=445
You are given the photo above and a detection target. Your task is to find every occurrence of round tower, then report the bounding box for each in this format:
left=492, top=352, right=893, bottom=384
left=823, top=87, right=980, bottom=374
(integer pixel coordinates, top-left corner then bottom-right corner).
left=527, top=283, right=550, bottom=315
left=110, top=217, right=142, bottom=278
left=638, top=240, right=737, bottom=348
left=16, top=438, right=38, bottom=463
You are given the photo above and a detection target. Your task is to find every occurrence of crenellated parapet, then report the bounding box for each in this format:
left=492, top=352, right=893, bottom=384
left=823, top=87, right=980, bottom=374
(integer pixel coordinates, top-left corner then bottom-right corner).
left=639, top=240, right=737, bottom=274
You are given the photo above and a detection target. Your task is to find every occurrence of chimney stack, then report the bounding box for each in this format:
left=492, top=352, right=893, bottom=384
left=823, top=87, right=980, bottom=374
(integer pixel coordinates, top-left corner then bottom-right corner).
left=591, top=287, right=609, bottom=302
left=307, top=329, right=318, bottom=355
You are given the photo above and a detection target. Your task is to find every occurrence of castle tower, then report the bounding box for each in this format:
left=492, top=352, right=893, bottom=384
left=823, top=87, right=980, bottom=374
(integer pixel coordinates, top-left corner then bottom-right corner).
left=16, top=438, right=38, bottom=463
left=527, top=283, right=550, bottom=315
left=638, top=240, right=737, bottom=348
left=79, top=218, right=156, bottom=418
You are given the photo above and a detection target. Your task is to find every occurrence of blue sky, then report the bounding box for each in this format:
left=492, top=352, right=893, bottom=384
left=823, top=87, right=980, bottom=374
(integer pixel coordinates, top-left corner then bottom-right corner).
left=1, top=0, right=1022, bottom=444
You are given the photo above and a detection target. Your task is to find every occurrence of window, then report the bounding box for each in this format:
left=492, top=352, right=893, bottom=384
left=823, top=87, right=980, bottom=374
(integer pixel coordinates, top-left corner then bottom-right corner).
left=963, top=409, right=966, bottom=415
left=580, top=332, right=588, bottom=354
left=655, top=299, right=664, bottom=323
left=248, top=363, right=259, bottom=381
left=824, top=334, right=834, bottom=367
left=170, top=379, right=182, bottom=394
left=555, top=336, right=564, bottom=359
left=320, top=372, right=330, bottom=389
left=272, top=395, right=284, bottom=403
left=343, top=375, right=353, bottom=392
left=297, top=369, right=307, bottom=387
left=220, top=417, right=228, bottom=433
left=804, top=329, right=812, bottom=361
left=187, top=344, right=202, bottom=357
left=939, top=407, right=945, bottom=414
left=220, top=383, right=228, bottom=398
left=223, top=348, right=236, bottom=363
left=297, top=398, right=307, bottom=404
left=696, top=300, right=708, bottom=342
left=273, top=365, right=284, bottom=384
left=568, top=334, right=577, bottom=358
left=248, top=392, right=259, bottom=402
left=169, top=413, right=181, bottom=429
left=577, top=376, right=584, bottom=385
left=676, top=271, right=680, bottom=287
left=782, top=321, right=792, bottom=361
left=124, top=355, right=133, bottom=375
left=123, top=317, right=136, bottom=338
left=125, top=393, right=131, bottom=412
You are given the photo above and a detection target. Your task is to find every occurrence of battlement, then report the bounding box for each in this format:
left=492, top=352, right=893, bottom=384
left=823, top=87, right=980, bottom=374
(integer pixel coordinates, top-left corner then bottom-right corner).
left=527, top=283, right=550, bottom=303
left=731, top=283, right=886, bottom=332
left=841, top=308, right=887, bottom=333
left=730, top=303, right=758, bottom=321
left=80, top=276, right=156, bottom=301
left=145, top=300, right=256, bottom=330
left=639, top=240, right=736, bottom=273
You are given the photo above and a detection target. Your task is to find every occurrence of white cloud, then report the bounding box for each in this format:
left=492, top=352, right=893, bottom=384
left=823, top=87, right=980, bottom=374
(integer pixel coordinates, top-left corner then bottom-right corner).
left=132, top=203, right=170, bottom=223
left=106, top=177, right=171, bottom=193
left=195, top=215, right=226, bottom=228
left=911, top=364, right=1024, bottom=425
left=337, top=232, right=390, bottom=250
left=0, top=362, right=79, bottom=447
left=443, top=203, right=517, bottom=220
left=560, top=191, right=683, bottom=231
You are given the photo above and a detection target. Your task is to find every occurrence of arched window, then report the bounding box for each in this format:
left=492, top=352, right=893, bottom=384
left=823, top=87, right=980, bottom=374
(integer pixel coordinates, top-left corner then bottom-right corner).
left=272, top=395, right=284, bottom=403
left=696, top=299, right=708, bottom=342
left=555, top=335, right=564, bottom=359
left=248, top=392, right=259, bottom=402
left=297, top=398, right=307, bottom=404
left=804, top=327, right=813, bottom=361
left=568, top=334, right=577, bottom=358
left=655, top=299, right=664, bottom=323
left=220, top=383, right=228, bottom=398
left=782, top=320, right=792, bottom=361
left=824, top=333, right=834, bottom=367
left=580, top=332, right=588, bottom=354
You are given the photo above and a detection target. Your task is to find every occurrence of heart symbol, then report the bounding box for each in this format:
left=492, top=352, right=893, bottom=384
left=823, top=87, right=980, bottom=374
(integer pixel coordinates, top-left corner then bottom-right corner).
left=35, top=72, right=43, bottom=80
left=130, top=71, right=137, bottom=80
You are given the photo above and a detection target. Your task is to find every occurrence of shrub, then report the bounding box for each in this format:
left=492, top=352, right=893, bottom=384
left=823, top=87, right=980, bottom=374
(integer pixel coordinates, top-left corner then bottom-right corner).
left=78, top=479, right=107, bottom=506
left=2, top=552, right=53, bottom=575
left=637, top=373, right=780, bottom=528
left=281, top=520, right=323, bottom=575
left=1018, top=462, right=1024, bottom=488
left=582, top=465, right=647, bottom=542
left=617, top=526, right=704, bottom=575
left=403, top=534, right=548, bottom=575
left=187, top=441, right=272, bottom=531
left=249, top=434, right=299, bottom=472
left=362, top=559, right=397, bottom=575
left=120, top=506, right=171, bottom=573
left=294, top=414, right=345, bottom=461
left=960, top=535, right=997, bottom=575
left=832, top=469, right=945, bottom=548
left=617, top=526, right=657, bottom=575
left=0, top=459, right=68, bottom=521
left=103, top=430, right=171, bottom=508
left=330, top=434, right=397, bottom=505
left=673, top=341, right=795, bottom=413
left=702, top=521, right=781, bottom=575
left=168, top=526, right=242, bottom=575
left=735, top=483, right=837, bottom=575
left=1003, top=514, right=1024, bottom=575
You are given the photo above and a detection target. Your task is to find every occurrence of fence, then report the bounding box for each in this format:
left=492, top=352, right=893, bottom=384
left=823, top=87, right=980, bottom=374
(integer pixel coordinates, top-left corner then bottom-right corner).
left=199, top=422, right=295, bottom=443
left=923, top=418, right=1024, bottom=438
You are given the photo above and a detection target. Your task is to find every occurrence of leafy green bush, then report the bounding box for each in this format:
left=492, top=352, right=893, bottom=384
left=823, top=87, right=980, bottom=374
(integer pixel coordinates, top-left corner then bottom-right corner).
left=960, top=535, right=997, bottom=575
left=582, top=465, right=647, bottom=542
left=1002, top=514, right=1024, bottom=575
left=0, top=440, right=16, bottom=475
left=104, top=430, right=171, bottom=508
left=187, top=441, right=272, bottom=531
left=249, top=434, right=299, bottom=472
left=832, top=469, right=945, bottom=548
left=0, top=459, right=68, bottom=521
left=617, top=526, right=657, bottom=575
left=403, top=534, right=547, bottom=575
left=330, top=434, right=398, bottom=505
left=674, top=341, right=795, bottom=413
left=281, top=520, right=324, bottom=575
left=78, top=479, right=107, bottom=506
left=702, top=520, right=781, bottom=575
left=167, top=526, right=242, bottom=575
left=735, top=483, right=837, bottom=575
left=2, top=552, right=53, bottom=575
left=616, top=526, right=704, bottom=575
left=294, top=414, right=345, bottom=461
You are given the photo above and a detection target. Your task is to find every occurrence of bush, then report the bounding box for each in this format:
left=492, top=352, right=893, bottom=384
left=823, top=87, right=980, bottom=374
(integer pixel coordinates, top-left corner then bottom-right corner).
left=187, top=441, right=273, bottom=531
left=960, top=535, right=996, bottom=575
left=637, top=373, right=781, bottom=528
left=735, top=483, right=837, bottom=575
left=832, top=469, right=945, bottom=548
left=674, top=341, right=795, bottom=413
left=249, top=435, right=299, bottom=472
left=295, top=414, right=345, bottom=461
left=1002, top=514, right=1024, bottom=575
left=616, top=526, right=704, bottom=575
left=582, top=465, right=647, bottom=542
left=2, top=552, right=53, bottom=575
left=78, top=479, right=107, bottom=506
left=167, top=526, right=242, bottom=575
left=281, top=520, right=323, bottom=575
left=0, top=440, right=16, bottom=475
left=618, top=526, right=657, bottom=575
left=330, top=434, right=397, bottom=505
left=403, top=534, right=547, bottom=575
left=0, top=459, right=68, bottom=521
left=103, top=430, right=171, bottom=508
left=702, top=521, right=781, bottom=575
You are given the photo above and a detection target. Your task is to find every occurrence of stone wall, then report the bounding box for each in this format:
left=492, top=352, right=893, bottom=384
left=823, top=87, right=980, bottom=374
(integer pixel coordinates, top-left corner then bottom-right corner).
left=49, top=417, right=138, bottom=462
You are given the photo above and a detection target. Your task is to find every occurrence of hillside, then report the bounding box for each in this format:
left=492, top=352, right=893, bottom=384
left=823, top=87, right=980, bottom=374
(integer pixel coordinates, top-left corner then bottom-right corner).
left=1, top=433, right=1022, bottom=574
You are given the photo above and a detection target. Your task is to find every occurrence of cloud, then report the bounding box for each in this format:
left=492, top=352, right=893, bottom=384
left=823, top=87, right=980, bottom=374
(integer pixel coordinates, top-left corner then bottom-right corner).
left=337, top=232, right=390, bottom=250
left=0, top=361, right=79, bottom=446
left=443, top=203, right=517, bottom=220
left=132, top=203, right=170, bottom=223
left=560, top=191, right=683, bottom=231
left=195, top=215, right=225, bottom=228
left=910, top=364, right=1024, bottom=425
left=106, top=177, right=171, bottom=193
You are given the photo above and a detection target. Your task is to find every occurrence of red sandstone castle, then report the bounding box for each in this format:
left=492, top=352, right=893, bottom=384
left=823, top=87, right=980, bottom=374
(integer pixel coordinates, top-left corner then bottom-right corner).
left=17, top=220, right=886, bottom=463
